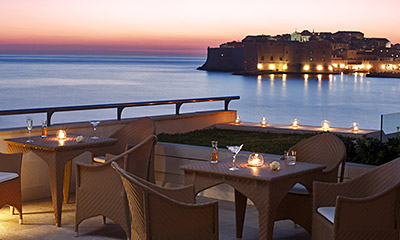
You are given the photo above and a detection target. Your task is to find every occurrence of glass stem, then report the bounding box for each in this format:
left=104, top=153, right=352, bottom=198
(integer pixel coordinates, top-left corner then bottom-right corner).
left=233, top=155, right=236, bottom=168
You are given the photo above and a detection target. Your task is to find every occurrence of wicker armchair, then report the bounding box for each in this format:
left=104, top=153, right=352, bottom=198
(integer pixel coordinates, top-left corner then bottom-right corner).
left=111, top=161, right=219, bottom=240
left=0, top=152, right=23, bottom=224
left=312, top=157, right=400, bottom=240
left=92, top=117, right=156, bottom=183
left=74, top=135, right=157, bottom=239
left=275, top=132, right=347, bottom=233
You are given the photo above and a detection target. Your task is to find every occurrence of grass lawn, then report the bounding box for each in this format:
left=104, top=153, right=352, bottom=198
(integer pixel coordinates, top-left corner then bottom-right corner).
left=157, top=129, right=316, bottom=155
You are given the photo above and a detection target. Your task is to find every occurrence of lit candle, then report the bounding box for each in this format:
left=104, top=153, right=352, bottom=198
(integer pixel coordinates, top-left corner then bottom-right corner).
left=260, top=117, right=268, bottom=127
left=350, top=122, right=360, bottom=133
left=291, top=118, right=300, bottom=129
left=57, top=130, right=67, bottom=140
left=235, top=115, right=242, bottom=125
left=248, top=153, right=264, bottom=167
left=321, top=120, right=330, bottom=132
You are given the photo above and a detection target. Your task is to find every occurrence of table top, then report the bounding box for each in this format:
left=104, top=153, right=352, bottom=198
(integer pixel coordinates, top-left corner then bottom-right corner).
left=4, top=134, right=118, bottom=152
left=180, top=156, right=325, bottom=182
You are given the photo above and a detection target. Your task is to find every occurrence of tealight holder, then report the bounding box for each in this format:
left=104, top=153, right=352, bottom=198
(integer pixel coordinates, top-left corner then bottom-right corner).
left=291, top=118, right=300, bottom=129
left=235, top=115, right=242, bottom=125
left=260, top=117, right=268, bottom=127
left=57, top=130, right=67, bottom=140
left=248, top=153, right=264, bottom=167
left=321, top=120, right=330, bottom=132
left=350, top=122, right=360, bottom=133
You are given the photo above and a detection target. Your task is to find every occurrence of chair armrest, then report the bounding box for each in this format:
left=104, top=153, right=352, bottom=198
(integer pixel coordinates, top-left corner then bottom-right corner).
left=0, top=153, right=22, bottom=174
left=334, top=185, right=400, bottom=230
left=105, top=135, right=156, bottom=164
left=75, top=160, right=123, bottom=189
left=152, top=184, right=195, bottom=204
left=322, top=154, right=347, bottom=175
left=148, top=192, right=218, bottom=238
left=152, top=185, right=196, bottom=204
left=313, top=180, right=356, bottom=210
left=124, top=168, right=195, bottom=203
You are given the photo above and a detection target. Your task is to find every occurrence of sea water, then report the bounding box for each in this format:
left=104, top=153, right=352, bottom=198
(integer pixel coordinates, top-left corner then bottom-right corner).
left=0, top=55, right=399, bottom=130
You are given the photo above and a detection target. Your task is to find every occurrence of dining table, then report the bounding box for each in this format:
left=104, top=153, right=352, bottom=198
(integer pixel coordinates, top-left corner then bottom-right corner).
left=4, top=134, right=118, bottom=227
left=180, top=155, right=324, bottom=240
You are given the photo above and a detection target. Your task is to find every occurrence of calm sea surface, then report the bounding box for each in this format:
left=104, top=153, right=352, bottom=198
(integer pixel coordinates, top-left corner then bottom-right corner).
left=0, top=55, right=399, bottom=130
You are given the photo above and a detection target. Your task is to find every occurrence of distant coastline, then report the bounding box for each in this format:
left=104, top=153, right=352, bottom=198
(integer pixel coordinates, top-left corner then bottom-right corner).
left=199, top=30, right=400, bottom=76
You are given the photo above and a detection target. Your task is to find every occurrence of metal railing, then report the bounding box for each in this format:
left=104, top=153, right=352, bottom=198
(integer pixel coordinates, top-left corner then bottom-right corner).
left=0, top=96, right=240, bottom=126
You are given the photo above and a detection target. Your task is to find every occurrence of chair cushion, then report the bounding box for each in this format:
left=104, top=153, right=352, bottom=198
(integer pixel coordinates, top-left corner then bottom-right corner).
left=93, top=156, right=106, bottom=164
left=317, top=206, right=336, bottom=224
left=0, top=172, right=19, bottom=183
left=289, top=183, right=310, bottom=195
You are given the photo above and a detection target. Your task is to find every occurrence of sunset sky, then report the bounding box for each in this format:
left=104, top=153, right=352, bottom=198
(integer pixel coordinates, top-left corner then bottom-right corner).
left=1, top=0, right=399, bottom=56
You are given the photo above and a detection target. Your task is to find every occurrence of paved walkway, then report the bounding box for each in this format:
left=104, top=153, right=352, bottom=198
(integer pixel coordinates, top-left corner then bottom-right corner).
left=0, top=196, right=310, bottom=240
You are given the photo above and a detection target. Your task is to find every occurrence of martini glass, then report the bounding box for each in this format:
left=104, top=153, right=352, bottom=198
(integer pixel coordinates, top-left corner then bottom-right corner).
left=226, top=144, right=243, bottom=171
left=90, top=120, right=100, bottom=139
left=26, top=119, right=34, bottom=143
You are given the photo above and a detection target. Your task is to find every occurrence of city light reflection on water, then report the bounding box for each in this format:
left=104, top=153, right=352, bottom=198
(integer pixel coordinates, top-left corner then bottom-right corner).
left=0, top=55, right=399, bottom=130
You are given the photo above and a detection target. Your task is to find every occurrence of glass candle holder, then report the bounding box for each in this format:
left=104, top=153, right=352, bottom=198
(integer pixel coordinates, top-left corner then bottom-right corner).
left=350, top=122, right=360, bottom=133
left=291, top=118, right=300, bottom=129
left=248, top=153, right=264, bottom=167
left=235, top=115, right=242, bottom=125
left=321, top=120, right=330, bottom=132
left=260, top=117, right=268, bottom=127
left=57, top=130, right=67, bottom=140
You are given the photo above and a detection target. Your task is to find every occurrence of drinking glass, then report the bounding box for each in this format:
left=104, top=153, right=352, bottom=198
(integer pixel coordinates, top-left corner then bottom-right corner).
left=285, top=150, right=296, bottom=165
left=26, top=119, right=34, bottom=143
left=90, top=120, right=100, bottom=139
left=226, top=144, right=243, bottom=171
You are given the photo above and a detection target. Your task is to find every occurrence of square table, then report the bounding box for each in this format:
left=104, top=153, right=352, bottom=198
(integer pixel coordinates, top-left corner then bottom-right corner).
left=181, top=156, right=324, bottom=240
left=4, top=134, right=117, bottom=227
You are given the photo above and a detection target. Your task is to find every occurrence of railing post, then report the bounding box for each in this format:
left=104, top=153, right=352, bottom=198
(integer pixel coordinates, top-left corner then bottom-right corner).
left=380, top=114, right=383, bottom=142
left=117, top=107, right=125, bottom=120
left=176, top=103, right=183, bottom=115
left=224, top=99, right=232, bottom=111
left=47, top=111, right=54, bottom=126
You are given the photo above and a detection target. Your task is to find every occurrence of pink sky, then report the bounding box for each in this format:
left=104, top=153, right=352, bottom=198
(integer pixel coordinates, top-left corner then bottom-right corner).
left=1, top=0, right=399, bottom=56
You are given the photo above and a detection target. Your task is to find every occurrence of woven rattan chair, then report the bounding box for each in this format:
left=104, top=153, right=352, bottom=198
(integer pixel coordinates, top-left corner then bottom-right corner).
left=92, top=117, right=156, bottom=183
left=111, top=161, right=219, bottom=240
left=74, top=135, right=157, bottom=239
left=0, top=152, right=23, bottom=224
left=312, top=157, right=400, bottom=240
left=275, top=132, right=347, bottom=233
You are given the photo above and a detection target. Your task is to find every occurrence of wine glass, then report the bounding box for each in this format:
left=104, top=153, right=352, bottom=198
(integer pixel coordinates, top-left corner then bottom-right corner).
left=90, top=120, right=100, bottom=139
left=226, top=144, right=243, bottom=171
left=26, top=119, right=34, bottom=143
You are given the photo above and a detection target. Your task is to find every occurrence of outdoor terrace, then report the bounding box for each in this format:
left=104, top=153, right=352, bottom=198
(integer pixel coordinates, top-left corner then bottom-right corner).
left=0, top=196, right=310, bottom=240
left=0, top=97, right=388, bottom=239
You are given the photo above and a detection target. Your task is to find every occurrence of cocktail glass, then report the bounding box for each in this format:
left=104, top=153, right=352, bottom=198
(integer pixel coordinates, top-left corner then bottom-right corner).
left=90, top=120, right=100, bottom=139
left=226, top=144, right=243, bottom=171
